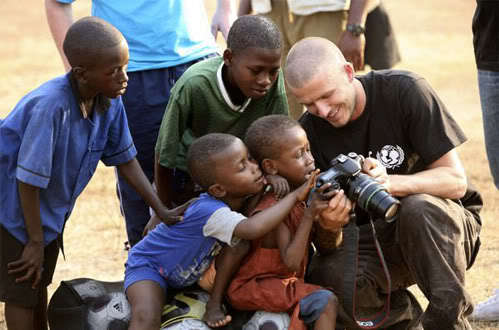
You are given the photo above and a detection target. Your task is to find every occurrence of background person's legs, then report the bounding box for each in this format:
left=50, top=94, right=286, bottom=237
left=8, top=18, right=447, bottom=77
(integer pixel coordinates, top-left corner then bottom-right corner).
left=117, top=57, right=214, bottom=247
left=478, top=69, right=499, bottom=190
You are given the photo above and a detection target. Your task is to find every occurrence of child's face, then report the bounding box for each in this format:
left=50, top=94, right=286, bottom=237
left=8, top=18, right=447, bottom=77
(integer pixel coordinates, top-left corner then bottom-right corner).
left=224, top=47, right=281, bottom=99
left=212, top=139, right=265, bottom=198
left=269, top=126, right=316, bottom=188
left=82, top=39, right=129, bottom=99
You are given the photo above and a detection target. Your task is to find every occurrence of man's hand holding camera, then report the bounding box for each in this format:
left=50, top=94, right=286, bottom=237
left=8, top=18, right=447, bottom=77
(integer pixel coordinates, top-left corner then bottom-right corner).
left=319, top=190, right=352, bottom=231
left=362, top=157, right=390, bottom=191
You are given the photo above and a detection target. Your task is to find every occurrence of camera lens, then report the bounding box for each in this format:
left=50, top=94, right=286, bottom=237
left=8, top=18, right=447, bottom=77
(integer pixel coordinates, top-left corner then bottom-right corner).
left=347, top=174, right=400, bottom=221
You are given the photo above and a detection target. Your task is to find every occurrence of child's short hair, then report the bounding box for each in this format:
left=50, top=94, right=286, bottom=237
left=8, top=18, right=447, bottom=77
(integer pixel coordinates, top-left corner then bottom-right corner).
left=63, top=16, right=124, bottom=68
left=245, top=115, right=300, bottom=163
left=187, top=133, right=239, bottom=189
left=227, top=15, right=282, bottom=55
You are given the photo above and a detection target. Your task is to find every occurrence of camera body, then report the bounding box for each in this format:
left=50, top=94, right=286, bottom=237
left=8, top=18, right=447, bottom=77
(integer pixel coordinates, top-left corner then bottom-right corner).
left=316, top=152, right=400, bottom=222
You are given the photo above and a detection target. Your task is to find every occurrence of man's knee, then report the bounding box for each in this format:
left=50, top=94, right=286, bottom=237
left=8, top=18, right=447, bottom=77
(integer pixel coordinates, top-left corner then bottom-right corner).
left=396, top=194, right=455, bottom=235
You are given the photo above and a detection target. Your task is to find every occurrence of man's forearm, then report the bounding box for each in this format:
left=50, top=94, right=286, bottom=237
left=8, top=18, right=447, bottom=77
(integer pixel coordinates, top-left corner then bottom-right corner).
left=347, top=0, right=378, bottom=25
left=45, top=0, right=74, bottom=71
left=313, top=224, right=343, bottom=256
left=238, top=0, right=252, bottom=16
left=389, top=168, right=467, bottom=200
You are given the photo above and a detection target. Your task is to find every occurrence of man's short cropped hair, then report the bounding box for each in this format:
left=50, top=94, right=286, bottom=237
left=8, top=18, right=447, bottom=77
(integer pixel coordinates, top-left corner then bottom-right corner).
left=285, top=37, right=346, bottom=89
left=63, top=16, right=124, bottom=69
left=187, top=133, right=239, bottom=189
left=227, top=15, right=282, bottom=55
left=245, top=115, right=300, bottom=163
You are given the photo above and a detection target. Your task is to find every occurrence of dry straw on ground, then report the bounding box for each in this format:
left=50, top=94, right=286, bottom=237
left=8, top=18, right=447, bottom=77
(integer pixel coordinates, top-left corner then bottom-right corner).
left=0, top=0, right=498, bottom=329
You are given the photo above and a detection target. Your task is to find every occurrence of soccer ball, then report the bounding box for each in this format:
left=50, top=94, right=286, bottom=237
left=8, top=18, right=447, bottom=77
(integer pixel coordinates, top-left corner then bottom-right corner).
left=86, top=291, right=131, bottom=330
left=242, top=310, right=290, bottom=330
left=162, top=319, right=211, bottom=330
left=70, top=279, right=130, bottom=330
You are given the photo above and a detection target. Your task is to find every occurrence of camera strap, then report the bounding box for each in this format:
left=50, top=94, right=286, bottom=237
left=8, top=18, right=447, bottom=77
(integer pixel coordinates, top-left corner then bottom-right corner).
left=342, top=216, right=392, bottom=329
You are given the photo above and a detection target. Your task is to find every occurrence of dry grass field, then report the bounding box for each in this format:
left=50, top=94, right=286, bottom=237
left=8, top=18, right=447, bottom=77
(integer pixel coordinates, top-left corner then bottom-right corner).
left=0, top=0, right=498, bottom=329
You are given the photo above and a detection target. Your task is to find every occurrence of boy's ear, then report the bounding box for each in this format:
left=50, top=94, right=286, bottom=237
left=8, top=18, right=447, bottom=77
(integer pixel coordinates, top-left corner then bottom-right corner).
left=223, top=48, right=233, bottom=66
left=72, top=66, right=87, bottom=83
left=208, top=183, right=227, bottom=198
left=261, top=158, right=278, bottom=175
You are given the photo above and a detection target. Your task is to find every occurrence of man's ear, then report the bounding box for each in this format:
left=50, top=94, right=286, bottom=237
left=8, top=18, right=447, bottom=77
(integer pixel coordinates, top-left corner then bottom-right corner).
left=344, top=62, right=355, bottom=82
left=72, top=66, right=87, bottom=84
left=208, top=183, right=226, bottom=198
left=223, top=48, right=233, bottom=66
left=261, top=158, right=278, bottom=175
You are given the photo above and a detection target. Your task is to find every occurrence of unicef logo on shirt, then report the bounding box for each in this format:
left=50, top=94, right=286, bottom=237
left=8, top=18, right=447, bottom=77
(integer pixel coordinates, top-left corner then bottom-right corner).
left=376, top=145, right=404, bottom=169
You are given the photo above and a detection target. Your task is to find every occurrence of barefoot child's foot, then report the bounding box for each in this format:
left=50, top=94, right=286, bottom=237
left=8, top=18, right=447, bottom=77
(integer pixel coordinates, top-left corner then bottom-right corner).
left=203, top=301, right=232, bottom=328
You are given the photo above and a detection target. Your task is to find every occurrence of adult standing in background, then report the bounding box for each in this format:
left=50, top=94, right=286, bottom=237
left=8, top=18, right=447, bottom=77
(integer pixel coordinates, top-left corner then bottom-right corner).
left=472, top=0, right=499, bottom=190
left=45, top=0, right=236, bottom=247
left=363, top=1, right=401, bottom=71
left=238, top=0, right=376, bottom=119
left=469, top=1, right=499, bottom=322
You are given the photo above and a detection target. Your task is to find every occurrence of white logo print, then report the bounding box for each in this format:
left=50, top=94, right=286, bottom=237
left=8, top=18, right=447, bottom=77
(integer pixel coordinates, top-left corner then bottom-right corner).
left=376, top=145, right=404, bottom=169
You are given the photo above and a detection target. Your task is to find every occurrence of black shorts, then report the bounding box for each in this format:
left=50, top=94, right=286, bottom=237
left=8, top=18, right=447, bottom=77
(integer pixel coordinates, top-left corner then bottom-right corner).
left=0, top=225, right=59, bottom=307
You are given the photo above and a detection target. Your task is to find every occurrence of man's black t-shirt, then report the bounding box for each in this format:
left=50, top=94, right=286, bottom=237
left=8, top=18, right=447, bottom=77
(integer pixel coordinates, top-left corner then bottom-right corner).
left=473, top=0, right=499, bottom=72
left=300, top=70, right=466, bottom=175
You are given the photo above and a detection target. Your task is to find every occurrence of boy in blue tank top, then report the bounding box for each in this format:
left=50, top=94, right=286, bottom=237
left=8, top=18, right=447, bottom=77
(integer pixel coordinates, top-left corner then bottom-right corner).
left=125, top=133, right=328, bottom=329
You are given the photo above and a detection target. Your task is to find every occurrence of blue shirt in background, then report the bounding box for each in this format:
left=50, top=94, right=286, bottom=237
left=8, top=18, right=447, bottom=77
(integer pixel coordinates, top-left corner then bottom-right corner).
left=58, top=0, right=220, bottom=71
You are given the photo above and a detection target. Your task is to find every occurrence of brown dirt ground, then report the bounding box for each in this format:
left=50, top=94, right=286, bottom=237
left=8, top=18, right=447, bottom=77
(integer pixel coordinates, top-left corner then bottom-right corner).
left=0, top=0, right=498, bottom=329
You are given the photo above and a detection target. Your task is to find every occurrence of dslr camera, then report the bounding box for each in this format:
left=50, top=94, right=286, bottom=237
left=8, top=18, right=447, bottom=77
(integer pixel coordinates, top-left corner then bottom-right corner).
left=316, top=152, right=400, bottom=222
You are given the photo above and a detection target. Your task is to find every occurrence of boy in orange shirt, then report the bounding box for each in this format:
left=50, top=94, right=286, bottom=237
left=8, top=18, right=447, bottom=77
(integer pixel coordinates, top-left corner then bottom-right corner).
left=228, top=115, right=351, bottom=330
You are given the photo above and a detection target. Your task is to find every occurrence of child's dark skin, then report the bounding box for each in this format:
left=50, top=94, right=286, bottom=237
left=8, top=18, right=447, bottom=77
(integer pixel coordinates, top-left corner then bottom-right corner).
left=154, top=45, right=282, bottom=211
left=127, top=138, right=318, bottom=330
left=6, top=36, right=180, bottom=330
left=258, top=125, right=348, bottom=329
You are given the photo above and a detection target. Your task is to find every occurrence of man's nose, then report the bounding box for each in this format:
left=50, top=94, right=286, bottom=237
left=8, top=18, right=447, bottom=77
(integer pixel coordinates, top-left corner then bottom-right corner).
left=315, top=100, right=330, bottom=118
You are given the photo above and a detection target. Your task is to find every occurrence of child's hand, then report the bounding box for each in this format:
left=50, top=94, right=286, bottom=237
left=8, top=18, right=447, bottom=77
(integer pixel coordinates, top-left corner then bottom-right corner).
left=156, top=198, right=197, bottom=226
left=7, top=240, right=44, bottom=289
left=305, top=181, right=336, bottom=221
left=293, top=169, right=320, bottom=202
left=142, top=214, right=162, bottom=237
left=265, top=174, right=290, bottom=199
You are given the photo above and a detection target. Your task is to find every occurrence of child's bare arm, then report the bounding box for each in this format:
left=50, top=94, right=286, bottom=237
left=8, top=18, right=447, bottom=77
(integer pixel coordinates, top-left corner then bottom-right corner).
left=233, top=171, right=317, bottom=240
left=154, top=153, right=177, bottom=209
left=117, top=158, right=180, bottom=225
left=276, top=183, right=333, bottom=272
left=9, top=181, right=44, bottom=289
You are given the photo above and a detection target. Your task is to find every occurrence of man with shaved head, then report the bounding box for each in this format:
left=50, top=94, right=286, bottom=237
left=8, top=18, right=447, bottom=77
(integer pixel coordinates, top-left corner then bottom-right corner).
left=285, top=37, right=483, bottom=329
